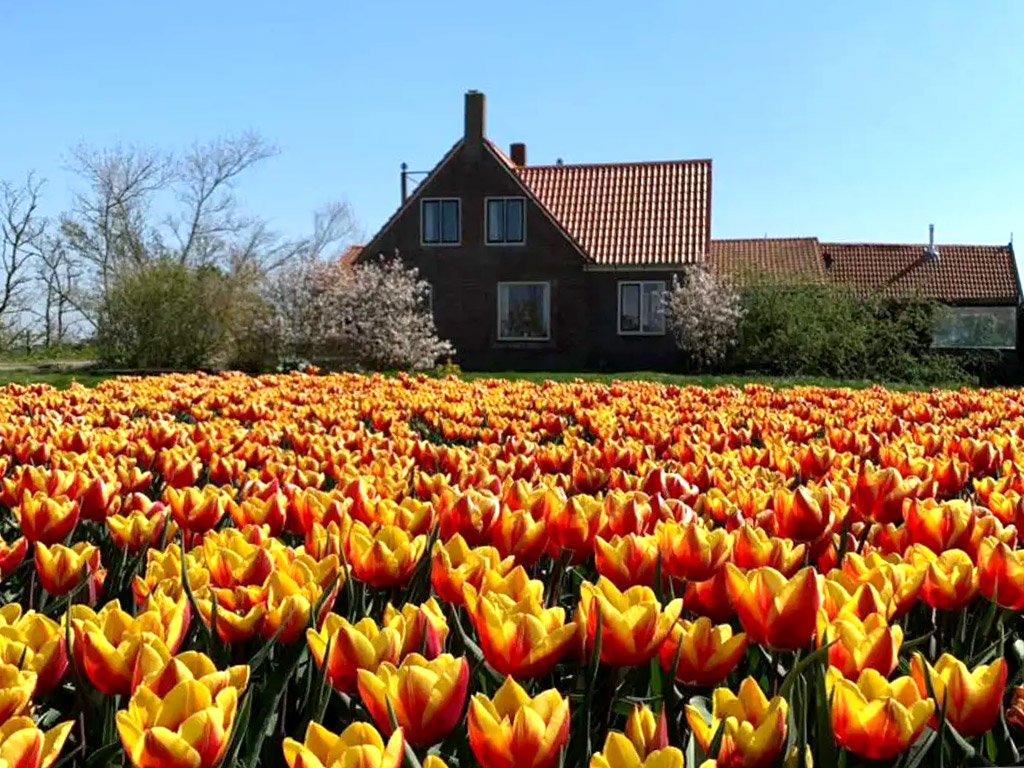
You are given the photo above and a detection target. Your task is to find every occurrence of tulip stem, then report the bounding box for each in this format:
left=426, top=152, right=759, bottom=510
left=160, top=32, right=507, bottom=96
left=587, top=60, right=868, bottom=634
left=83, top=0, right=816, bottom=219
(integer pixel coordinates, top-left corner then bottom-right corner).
left=855, top=523, right=871, bottom=555
left=546, top=550, right=571, bottom=608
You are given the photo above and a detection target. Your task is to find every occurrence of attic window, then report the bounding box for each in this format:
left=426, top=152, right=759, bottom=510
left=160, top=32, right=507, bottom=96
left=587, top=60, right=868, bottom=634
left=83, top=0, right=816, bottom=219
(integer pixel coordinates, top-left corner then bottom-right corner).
left=486, top=198, right=525, bottom=244
left=421, top=199, right=460, bottom=245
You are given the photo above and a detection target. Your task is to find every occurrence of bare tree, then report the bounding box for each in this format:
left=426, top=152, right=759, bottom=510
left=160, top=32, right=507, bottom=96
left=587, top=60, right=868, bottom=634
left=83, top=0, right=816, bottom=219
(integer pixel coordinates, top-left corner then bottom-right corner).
left=0, top=174, right=47, bottom=341
left=54, top=132, right=359, bottom=366
left=34, top=235, right=84, bottom=347
left=60, top=143, right=173, bottom=302
left=169, top=132, right=278, bottom=266
left=60, top=134, right=355, bottom=316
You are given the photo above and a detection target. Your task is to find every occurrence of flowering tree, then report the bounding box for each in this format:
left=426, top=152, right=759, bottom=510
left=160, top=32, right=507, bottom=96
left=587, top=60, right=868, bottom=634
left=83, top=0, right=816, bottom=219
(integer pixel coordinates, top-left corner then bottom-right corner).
left=664, top=265, right=743, bottom=370
left=266, top=256, right=453, bottom=371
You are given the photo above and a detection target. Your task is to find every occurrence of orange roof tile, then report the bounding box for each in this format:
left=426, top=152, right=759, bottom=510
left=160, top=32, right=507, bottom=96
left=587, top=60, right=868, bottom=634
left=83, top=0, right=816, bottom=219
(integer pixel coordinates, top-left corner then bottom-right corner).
left=820, top=243, right=1020, bottom=305
left=709, top=238, right=824, bottom=282
left=338, top=245, right=363, bottom=266
left=510, top=155, right=712, bottom=266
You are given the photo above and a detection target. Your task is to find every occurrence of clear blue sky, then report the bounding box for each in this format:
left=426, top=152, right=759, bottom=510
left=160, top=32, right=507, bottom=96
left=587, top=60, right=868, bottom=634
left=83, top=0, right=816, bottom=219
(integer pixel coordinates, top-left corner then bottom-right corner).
left=4, top=1, right=1023, bottom=249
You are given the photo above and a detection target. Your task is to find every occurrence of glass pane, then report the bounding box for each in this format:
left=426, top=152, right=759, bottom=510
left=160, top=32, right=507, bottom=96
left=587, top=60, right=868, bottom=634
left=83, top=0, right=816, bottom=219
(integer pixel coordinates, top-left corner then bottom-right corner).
left=933, top=306, right=1017, bottom=349
left=642, top=282, right=666, bottom=333
left=505, top=199, right=524, bottom=243
left=500, top=284, right=549, bottom=339
left=422, top=201, right=439, bottom=243
left=620, top=284, right=641, bottom=332
left=441, top=200, right=460, bottom=243
left=487, top=200, right=504, bottom=243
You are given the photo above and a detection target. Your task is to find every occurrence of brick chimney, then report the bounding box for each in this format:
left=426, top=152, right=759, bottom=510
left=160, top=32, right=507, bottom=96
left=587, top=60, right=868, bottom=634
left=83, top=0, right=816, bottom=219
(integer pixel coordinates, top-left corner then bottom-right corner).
left=510, top=142, right=527, bottom=167
left=464, top=91, right=486, bottom=149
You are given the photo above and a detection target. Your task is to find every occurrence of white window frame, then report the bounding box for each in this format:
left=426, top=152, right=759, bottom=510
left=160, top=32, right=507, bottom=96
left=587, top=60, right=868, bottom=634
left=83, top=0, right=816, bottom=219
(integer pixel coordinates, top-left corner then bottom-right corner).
left=420, top=198, right=461, bottom=246
left=617, top=281, right=666, bottom=336
left=497, top=281, right=551, bottom=341
left=484, top=197, right=526, bottom=245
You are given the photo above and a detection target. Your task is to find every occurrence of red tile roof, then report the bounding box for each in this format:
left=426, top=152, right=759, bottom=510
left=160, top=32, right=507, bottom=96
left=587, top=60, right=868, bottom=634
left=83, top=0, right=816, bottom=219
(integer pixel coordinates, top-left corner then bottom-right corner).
left=338, top=245, right=363, bottom=266
left=709, top=238, right=824, bottom=282
left=499, top=148, right=711, bottom=266
left=820, top=243, right=1020, bottom=305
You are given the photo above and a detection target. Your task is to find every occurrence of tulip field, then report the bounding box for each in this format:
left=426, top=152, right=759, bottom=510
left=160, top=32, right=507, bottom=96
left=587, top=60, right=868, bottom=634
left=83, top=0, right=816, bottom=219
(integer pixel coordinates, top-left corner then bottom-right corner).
left=2, top=373, right=1024, bottom=768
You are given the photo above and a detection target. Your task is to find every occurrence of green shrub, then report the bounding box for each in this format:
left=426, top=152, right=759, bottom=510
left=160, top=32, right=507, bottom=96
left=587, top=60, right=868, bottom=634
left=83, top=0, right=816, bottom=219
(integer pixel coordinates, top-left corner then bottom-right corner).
left=96, top=259, right=247, bottom=369
left=729, top=277, right=973, bottom=385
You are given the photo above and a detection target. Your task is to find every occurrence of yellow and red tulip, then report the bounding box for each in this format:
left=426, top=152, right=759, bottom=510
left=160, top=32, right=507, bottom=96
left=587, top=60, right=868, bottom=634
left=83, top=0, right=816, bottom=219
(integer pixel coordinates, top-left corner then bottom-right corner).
left=16, top=492, right=79, bottom=545
left=196, top=587, right=266, bottom=645
left=0, top=662, right=37, bottom=722
left=818, top=611, right=902, bottom=679
left=731, top=526, right=806, bottom=577
left=683, top=568, right=734, bottom=623
left=594, top=533, right=660, bottom=589
left=117, top=678, right=242, bottom=768
left=851, top=465, right=920, bottom=525
left=356, top=653, right=469, bottom=747
left=263, top=570, right=338, bottom=645
left=438, top=488, right=500, bottom=545
left=467, top=676, right=570, bottom=768
left=0, top=610, right=68, bottom=695
left=0, top=716, right=74, bottom=768
left=547, top=494, right=606, bottom=559
left=163, top=485, right=234, bottom=534
left=686, top=677, right=788, bottom=768
left=132, top=649, right=249, bottom=697
left=904, top=498, right=975, bottom=553
left=283, top=721, right=404, bottom=768
left=919, top=549, right=978, bottom=611
left=977, top=537, right=1024, bottom=610
left=381, top=598, right=449, bottom=659
left=345, top=522, right=426, bottom=589
left=464, top=586, right=578, bottom=678
left=107, top=510, right=169, bottom=553
left=77, top=475, right=122, bottom=521
left=772, top=486, right=836, bottom=542
left=231, top=493, right=289, bottom=536
left=724, top=565, right=821, bottom=651
left=622, top=704, right=669, bottom=757
left=430, top=534, right=514, bottom=605
left=656, top=520, right=731, bottom=582
left=306, top=614, right=402, bottom=694
left=589, top=732, right=684, bottom=768
left=827, top=667, right=934, bottom=761
left=490, top=504, right=549, bottom=566
left=34, top=542, right=102, bottom=597
left=658, top=617, right=747, bottom=686
left=576, top=578, right=682, bottom=667
left=0, top=535, right=27, bottom=577
left=910, top=652, right=1008, bottom=737
left=71, top=599, right=188, bottom=696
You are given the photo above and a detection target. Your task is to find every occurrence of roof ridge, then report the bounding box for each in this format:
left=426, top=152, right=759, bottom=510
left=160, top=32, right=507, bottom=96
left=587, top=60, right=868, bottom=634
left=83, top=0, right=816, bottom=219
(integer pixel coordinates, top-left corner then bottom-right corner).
left=712, top=236, right=819, bottom=243
left=518, top=158, right=712, bottom=171
left=822, top=241, right=1011, bottom=249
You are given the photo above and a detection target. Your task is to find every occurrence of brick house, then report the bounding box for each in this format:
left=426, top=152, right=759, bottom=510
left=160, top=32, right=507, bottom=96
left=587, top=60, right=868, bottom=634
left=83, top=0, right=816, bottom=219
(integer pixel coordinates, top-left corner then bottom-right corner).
left=352, top=91, right=1021, bottom=369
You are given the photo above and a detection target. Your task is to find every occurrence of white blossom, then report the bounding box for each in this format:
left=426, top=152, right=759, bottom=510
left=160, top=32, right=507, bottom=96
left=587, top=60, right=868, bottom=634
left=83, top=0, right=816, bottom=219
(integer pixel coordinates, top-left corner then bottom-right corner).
left=264, top=256, right=453, bottom=371
left=664, top=265, right=743, bottom=369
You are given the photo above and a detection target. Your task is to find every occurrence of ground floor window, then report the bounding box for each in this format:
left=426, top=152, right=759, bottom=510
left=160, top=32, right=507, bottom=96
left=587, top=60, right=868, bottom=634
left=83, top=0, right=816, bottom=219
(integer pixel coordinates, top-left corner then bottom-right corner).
left=932, top=305, right=1017, bottom=349
left=618, top=281, right=666, bottom=335
left=498, top=282, right=550, bottom=340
